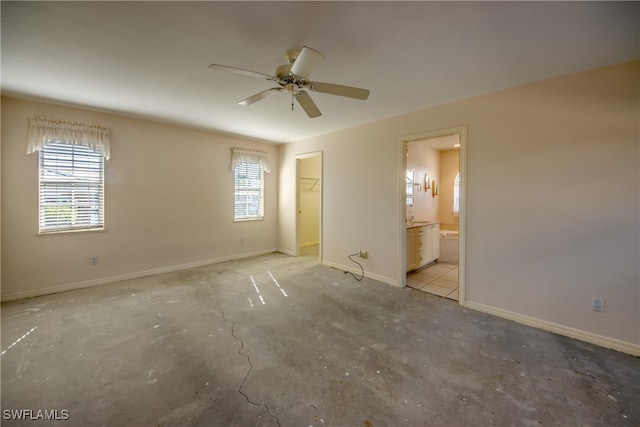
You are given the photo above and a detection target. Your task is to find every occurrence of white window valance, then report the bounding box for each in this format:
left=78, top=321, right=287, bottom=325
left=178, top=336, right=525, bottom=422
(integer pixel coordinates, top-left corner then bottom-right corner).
left=26, top=116, right=111, bottom=160
left=230, top=147, right=270, bottom=173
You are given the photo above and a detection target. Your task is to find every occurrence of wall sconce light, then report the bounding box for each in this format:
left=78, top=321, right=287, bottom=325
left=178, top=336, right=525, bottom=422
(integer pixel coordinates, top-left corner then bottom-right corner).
left=424, top=173, right=431, bottom=190
left=432, top=181, right=439, bottom=198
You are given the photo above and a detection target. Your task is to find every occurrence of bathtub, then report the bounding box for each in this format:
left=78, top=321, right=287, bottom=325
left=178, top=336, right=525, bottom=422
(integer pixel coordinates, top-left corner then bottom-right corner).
left=439, top=229, right=459, bottom=263
left=440, top=230, right=459, bottom=239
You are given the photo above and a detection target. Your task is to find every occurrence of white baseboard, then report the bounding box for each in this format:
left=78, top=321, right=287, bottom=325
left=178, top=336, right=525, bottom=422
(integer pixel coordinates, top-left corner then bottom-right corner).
left=277, top=248, right=296, bottom=256
left=1, top=248, right=278, bottom=302
left=321, top=260, right=398, bottom=287
left=301, top=241, right=319, bottom=247
left=464, top=301, right=640, bottom=356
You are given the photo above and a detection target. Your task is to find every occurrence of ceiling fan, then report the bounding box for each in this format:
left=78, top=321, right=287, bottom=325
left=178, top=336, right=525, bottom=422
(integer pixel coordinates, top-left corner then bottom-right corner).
left=208, top=46, right=369, bottom=118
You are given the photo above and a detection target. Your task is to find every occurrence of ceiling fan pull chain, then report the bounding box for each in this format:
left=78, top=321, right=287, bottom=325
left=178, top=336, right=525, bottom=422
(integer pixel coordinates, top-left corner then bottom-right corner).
left=291, top=91, right=294, bottom=111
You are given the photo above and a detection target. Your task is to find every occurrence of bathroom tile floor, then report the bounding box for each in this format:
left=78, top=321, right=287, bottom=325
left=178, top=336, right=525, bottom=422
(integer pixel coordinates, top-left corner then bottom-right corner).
left=407, top=262, right=459, bottom=301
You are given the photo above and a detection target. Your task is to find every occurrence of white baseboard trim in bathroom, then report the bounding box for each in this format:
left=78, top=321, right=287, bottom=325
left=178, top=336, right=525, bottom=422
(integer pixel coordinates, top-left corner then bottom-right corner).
left=321, top=260, right=398, bottom=287
left=1, top=248, right=278, bottom=303
left=464, top=301, right=640, bottom=356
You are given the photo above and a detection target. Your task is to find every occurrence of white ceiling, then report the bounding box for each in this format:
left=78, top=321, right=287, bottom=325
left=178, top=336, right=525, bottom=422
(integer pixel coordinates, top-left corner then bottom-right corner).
left=2, top=1, right=638, bottom=143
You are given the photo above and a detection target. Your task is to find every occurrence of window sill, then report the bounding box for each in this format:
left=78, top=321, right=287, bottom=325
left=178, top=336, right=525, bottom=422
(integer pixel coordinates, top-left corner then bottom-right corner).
left=37, top=228, right=107, bottom=236
left=234, top=217, right=264, bottom=223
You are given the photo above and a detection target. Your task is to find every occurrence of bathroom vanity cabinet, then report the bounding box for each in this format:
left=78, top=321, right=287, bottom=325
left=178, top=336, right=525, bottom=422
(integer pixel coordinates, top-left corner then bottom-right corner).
left=406, top=222, right=440, bottom=271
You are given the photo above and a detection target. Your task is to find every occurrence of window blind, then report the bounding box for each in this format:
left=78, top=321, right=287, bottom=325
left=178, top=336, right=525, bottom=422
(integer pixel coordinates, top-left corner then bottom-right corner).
left=234, top=162, right=264, bottom=220
left=39, top=142, right=105, bottom=232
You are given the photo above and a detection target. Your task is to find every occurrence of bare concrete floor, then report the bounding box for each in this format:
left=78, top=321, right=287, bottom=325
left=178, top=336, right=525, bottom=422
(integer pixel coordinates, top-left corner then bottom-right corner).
left=2, top=250, right=639, bottom=426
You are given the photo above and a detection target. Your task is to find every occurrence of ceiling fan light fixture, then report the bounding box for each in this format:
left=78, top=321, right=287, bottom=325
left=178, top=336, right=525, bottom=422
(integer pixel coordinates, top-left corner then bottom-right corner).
left=290, top=46, right=324, bottom=79
left=208, top=45, right=369, bottom=118
left=284, top=83, right=299, bottom=94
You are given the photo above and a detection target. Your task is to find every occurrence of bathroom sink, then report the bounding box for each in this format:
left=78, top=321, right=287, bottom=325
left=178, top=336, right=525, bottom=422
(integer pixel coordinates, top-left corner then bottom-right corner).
left=406, top=221, right=437, bottom=227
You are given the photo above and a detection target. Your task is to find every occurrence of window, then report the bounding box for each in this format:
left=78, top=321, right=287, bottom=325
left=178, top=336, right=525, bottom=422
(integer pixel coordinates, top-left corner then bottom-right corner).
left=230, top=147, right=269, bottom=221
left=234, top=162, right=264, bottom=220
left=453, top=173, right=460, bottom=216
left=39, top=142, right=105, bottom=233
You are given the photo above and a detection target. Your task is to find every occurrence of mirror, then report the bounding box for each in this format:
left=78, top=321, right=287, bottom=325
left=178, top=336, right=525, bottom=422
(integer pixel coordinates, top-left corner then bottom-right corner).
left=406, top=170, right=414, bottom=205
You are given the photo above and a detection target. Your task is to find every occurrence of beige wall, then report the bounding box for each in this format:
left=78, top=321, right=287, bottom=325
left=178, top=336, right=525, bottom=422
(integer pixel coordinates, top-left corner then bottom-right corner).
left=1, top=97, right=279, bottom=299
left=438, top=149, right=460, bottom=229
left=279, top=61, right=639, bottom=352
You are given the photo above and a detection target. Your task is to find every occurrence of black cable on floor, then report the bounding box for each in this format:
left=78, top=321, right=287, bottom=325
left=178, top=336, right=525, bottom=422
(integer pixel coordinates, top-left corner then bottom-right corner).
left=344, top=252, right=365, bottom=281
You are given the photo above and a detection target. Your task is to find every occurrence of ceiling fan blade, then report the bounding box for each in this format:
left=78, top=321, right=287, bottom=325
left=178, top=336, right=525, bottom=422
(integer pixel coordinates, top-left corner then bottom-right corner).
left=238, top=88, right=283, bottom=106
left=208, top=64, right=275, bottom=81
left=310, top=81, right=370, bottom=100
left=290, top=46, right=324, bottom=78
left=295, top=91, right=322, bottom=118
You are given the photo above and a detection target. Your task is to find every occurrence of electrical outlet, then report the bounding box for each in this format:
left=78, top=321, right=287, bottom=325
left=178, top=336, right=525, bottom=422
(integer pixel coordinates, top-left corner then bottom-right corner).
left=90, top=256, right=99, bottom=266
left=591, top=297, right=604, bottom=312
left=359, top=250, right=368, bottom=259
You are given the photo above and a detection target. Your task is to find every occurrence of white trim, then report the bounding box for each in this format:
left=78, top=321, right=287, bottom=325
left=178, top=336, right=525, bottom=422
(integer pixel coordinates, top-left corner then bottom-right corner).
left=398, top=126, right=468, bottom=303
left=321, top=260, right=398, bottom=287
left=294, top=151, right=324, bottom=160
left=397, top=139, right=407, bottom=287
left=458, top=126, right=468, bottom=304
left=465, top=301, right=640, bottom=356
left=1, top=249, right=278, bottom=302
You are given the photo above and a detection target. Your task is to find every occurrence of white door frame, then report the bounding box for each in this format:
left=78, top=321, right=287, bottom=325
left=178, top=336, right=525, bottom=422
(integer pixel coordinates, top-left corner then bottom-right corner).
left=397, top=126, right=467, bottom=304
left=295, top=151, right=323, bottom=260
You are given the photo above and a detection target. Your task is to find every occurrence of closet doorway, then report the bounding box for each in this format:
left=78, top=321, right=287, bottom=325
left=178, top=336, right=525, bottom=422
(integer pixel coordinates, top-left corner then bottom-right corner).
left=296, top=152, right=322, bottom=260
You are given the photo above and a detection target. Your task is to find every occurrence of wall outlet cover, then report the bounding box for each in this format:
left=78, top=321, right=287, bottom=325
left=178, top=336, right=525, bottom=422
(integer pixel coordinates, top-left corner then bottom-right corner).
left=591, top=297, right=604, bottom=312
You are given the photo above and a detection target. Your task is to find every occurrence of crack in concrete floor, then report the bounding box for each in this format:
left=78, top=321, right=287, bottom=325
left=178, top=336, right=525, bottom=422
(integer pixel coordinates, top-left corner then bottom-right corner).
left=216, top=307, right=281, bottom=427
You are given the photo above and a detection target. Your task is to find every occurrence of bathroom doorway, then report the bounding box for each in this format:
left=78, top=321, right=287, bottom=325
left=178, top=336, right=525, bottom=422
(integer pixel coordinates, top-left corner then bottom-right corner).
left=400, top=126, right=466, bottom=303
left=296, top=152, right=322, bottom=260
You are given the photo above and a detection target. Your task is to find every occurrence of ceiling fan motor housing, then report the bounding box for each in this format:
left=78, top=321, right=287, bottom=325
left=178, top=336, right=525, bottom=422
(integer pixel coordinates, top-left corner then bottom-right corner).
left=275, top=63, right=292, bottom=79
